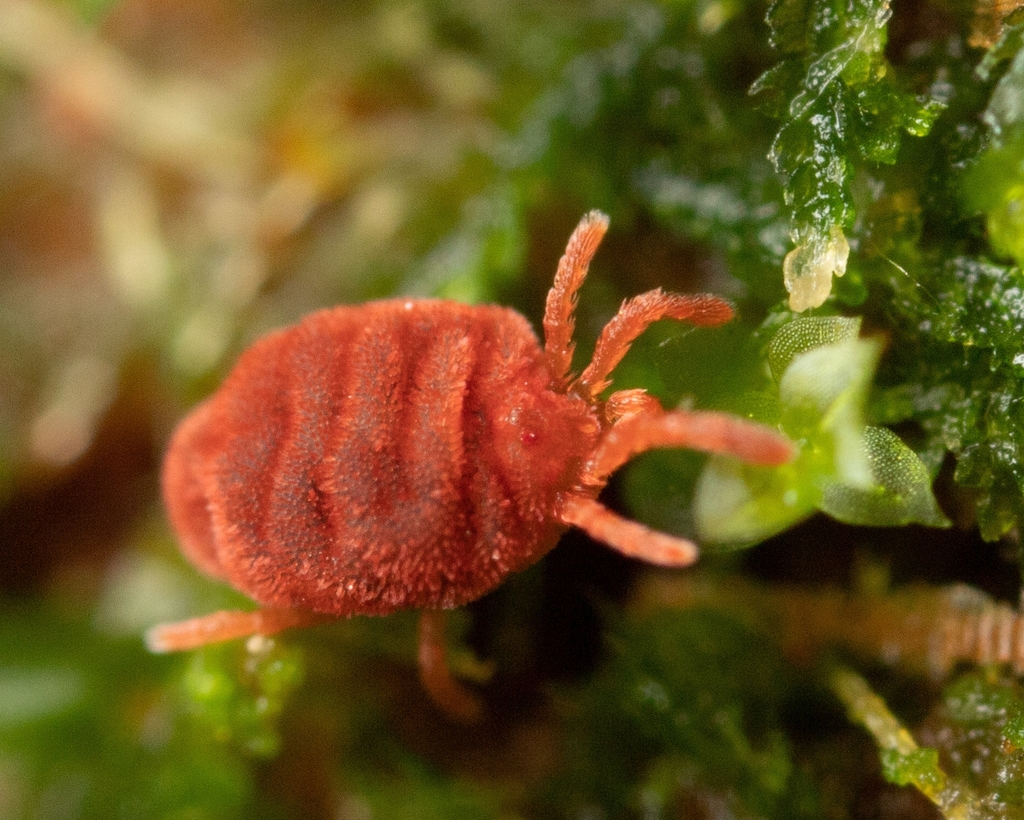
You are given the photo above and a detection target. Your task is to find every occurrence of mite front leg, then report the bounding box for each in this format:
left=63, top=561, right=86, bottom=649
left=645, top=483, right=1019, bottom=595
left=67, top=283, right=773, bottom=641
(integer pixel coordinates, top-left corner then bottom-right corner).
left=146, top=607, right=331, bottom=652
left=574, top=291, right=734, bottom=400
left=604, top=388, right=663, bottom=423
left=558, top=494, right=699, bottom=566
left=578, top=408, right=795, bottom=490
left=543, top=210, right=610, bottom=387
left=417, top=609, right=484, bottom=724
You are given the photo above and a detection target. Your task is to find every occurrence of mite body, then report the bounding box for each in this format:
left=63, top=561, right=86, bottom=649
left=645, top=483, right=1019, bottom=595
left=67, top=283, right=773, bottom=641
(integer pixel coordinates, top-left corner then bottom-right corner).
left=162, top=301, right=596, bottom=616
left=149, top=211, right=794, bottom=720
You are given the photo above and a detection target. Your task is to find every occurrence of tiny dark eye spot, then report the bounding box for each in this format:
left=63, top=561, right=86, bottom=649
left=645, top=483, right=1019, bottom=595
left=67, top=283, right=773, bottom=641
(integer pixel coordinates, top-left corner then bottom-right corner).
left=521, top=430, right=540, bottom=446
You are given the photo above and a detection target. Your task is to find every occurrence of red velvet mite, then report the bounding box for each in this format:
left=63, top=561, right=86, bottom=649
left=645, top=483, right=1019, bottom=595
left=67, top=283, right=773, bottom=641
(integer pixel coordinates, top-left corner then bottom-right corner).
left=147, top=211, right=794, bottom=721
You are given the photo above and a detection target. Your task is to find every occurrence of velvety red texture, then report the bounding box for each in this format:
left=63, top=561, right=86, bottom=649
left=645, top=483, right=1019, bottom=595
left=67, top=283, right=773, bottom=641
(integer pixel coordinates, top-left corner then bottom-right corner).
left=162, top=299, right=599, bottom=616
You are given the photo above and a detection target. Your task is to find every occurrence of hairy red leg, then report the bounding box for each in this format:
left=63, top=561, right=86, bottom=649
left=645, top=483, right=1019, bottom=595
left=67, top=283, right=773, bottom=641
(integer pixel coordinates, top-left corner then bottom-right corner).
left=558, top=494, right=699, bottom=566
left=417, top=609, right=484, bottom=724
left=543, top=210, right=610, bottom=387
left=574, top=291, right=734, bottom=400
left=145, top=608, right=331, bottom=652
left=604, top=388, right=663, bottom=423
left=579, top=409, right=795, bottom=490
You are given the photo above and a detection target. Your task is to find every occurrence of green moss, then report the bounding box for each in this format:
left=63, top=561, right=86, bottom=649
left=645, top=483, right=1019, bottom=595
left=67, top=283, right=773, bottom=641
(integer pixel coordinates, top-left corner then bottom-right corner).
left=880, top=748, right=945, bottom=793
left=930, top=672, right=1024, bottom=815
left=0, top=607, right=282, bottom=819
left=750, top=0, right=944, bottom=308
left=180, top=641, right=304, bottom=758
left=345, top=763, right=499, bottom=820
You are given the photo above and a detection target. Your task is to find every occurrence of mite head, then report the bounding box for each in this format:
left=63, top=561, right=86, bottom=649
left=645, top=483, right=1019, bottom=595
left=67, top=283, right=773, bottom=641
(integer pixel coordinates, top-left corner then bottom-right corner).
left=493, top=378, right=601, bottom=501
left=465, top=311, right=602, bottom=525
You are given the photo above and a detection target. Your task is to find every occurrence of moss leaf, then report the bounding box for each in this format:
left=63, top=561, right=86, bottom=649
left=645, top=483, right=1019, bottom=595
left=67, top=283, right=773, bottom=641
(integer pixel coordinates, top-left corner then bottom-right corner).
left=696, top=317, right=946, bottom=542
left=820, top=425, right=951, bottom=527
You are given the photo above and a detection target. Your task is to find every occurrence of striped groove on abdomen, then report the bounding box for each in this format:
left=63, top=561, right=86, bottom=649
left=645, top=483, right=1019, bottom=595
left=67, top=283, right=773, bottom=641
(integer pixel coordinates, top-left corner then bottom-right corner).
left=202, top=301, right=536, bottom=614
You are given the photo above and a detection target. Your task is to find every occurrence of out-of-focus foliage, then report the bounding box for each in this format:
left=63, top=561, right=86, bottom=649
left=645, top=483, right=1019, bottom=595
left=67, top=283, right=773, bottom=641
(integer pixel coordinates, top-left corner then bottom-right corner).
left=541, top=607, right=817, bottom=819
left=0, top=608, right=285, bottom=818
left=833, top=665, right=1024, bottom=819
left=921, top=670, right=1024, bottom=818
left=3, top=0, right=1024, bottom=817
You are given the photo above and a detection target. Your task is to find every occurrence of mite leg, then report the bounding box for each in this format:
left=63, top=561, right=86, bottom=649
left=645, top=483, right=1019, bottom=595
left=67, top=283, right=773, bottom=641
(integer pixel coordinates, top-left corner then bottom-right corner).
left=417, top=609, right=484, bottom=724
left=558, top=494, right=699, bottom=567
left=145, top=607, right=330, bottom=653
left=575, top=291, right=734, bottom=400
left=543, top=210, right=610, bottom=387
left=604, top=388, right=663, bottom=423
left=579, top=408, right=794, bottom=490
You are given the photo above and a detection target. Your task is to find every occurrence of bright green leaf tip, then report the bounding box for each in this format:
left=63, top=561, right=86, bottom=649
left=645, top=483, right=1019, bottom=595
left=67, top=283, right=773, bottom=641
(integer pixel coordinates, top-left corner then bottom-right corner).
left=880, top=747, right=946, bottom=793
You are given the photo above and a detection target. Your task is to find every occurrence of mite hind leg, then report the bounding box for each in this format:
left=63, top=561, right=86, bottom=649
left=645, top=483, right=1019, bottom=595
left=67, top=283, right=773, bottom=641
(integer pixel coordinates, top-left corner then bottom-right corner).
left=146, top=607, right=331, bottom=653
left=417, top=609, right=484, bottom=724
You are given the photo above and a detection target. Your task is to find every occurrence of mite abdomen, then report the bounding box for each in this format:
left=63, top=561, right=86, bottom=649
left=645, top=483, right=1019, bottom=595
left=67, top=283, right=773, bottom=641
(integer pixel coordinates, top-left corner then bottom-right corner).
left=162, top=300, right=568, bottom=616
